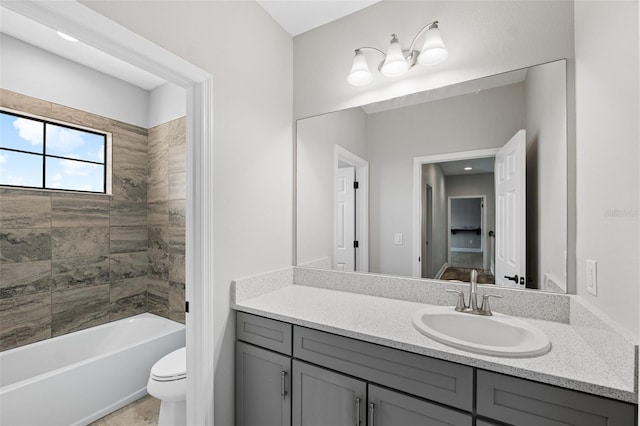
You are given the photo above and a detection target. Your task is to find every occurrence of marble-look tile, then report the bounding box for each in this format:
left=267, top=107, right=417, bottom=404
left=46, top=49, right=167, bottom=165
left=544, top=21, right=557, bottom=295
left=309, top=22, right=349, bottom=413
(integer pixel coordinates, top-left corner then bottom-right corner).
left=110, top=252, right=148, bottom=281
left=1, top=292, right=52, bottom=348
left=110, top=227, right=147, bottom=254
left=112, top=140, right=147, bottom=203
left=51, top=227, right=109, bottom=259
left=168, top=144, right=186, bottom=175
left=0, top=89, right=51, bottom=116
left=89, top=394, right=159, bottom=426
left=0, top=298, right=14, bottom=350
left=0, top=260, right=52, bottom=298
left=147, top=278, right=169, bottom=316
left=50, top=103, right=111, bottom=131
left=51, top=255, right=110, bottom=290
left=168, top=227, right=185, bottom=255
left=52, top=284, right=110, bottom=336
left=148, top=202, right=169, bottom=226
left=169, top=254, right=185, bottom=284
left=168, top=117, right=186, bottom=146
left=0, top=194, right=51, bottom=228
left=147, top=125, right=168, bottom=204
left=149, top=226, right=168, bottom=251
left=168, top=200, right=185, bottom=227
left=168, top=172, right=186, bottom=201
left=169, top=281, right=185, bottom=324
left=110, top=120, right=148, bottom=138
left=148, top=251, right=169, bottom=280
left=110, top=276, right=147, bottom=321
left=0, top=229, right=51, bottom=263
left=110, top=201, right=146, bottom=227
left=51, top=197, right=109, bottom=227
left=148, top=227, right=169, bottom=280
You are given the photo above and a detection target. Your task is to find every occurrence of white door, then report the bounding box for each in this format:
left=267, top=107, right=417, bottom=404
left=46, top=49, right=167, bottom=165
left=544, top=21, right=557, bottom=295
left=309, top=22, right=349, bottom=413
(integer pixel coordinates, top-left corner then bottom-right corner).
left=334, top=167, right=355, bottom=271
left=495, top=130, right=526, bottom=288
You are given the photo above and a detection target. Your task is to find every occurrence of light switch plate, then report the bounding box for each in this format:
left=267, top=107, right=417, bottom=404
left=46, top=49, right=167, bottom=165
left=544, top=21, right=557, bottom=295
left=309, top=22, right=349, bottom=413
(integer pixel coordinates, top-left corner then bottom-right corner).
left=586, top=259, right=597, bottom=296
left=394, top=233, right=403, bottom=245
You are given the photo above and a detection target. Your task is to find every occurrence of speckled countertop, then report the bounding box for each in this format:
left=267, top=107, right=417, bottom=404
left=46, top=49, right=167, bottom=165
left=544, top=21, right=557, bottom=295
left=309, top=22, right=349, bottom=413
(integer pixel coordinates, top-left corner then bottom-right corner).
left=234, top=284, right=638, bottom=404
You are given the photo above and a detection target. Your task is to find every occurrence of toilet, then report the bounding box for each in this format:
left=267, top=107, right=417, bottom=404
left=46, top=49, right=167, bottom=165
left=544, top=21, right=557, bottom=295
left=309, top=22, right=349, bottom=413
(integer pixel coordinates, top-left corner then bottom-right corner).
left=147, top=347, right=187, bottom=426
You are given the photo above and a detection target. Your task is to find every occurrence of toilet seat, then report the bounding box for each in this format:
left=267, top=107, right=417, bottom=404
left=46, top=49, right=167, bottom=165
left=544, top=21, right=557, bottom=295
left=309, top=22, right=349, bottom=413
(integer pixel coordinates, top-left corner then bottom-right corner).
left=151, top=347, right=186, bottom=382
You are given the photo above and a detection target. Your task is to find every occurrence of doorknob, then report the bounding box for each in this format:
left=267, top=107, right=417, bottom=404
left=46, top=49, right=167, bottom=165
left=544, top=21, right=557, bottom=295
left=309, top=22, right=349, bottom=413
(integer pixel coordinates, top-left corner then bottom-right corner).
left=504, top=274, right=519, bottom=283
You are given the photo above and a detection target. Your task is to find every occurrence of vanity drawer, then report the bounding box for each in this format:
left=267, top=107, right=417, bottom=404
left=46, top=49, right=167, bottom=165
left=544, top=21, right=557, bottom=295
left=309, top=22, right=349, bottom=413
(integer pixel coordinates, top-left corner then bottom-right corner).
left=477, top=370, right=637, bottom=426
left=236, top=312, right=292, bottom=356
left=293, top=326, right=473, bottom=411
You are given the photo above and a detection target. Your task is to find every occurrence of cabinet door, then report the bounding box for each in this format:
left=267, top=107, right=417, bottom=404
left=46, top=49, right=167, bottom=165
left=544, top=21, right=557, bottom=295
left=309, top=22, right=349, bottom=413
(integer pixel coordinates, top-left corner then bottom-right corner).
left=292, top=360, right=366, bottom=426
left=368, top=385, right=472, bottom=426
left=236, top=342, right=291, bottom=426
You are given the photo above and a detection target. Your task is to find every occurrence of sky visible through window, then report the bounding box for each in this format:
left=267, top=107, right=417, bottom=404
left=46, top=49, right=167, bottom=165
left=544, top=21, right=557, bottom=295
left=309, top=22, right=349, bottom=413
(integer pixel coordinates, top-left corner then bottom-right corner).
left=0, top=112, right=106, bottom=192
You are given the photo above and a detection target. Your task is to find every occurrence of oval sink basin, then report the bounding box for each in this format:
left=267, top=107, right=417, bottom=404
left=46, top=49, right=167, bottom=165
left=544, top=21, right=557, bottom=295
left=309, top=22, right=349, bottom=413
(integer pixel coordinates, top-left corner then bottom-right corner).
left=411, top=306, right=551, bottom=358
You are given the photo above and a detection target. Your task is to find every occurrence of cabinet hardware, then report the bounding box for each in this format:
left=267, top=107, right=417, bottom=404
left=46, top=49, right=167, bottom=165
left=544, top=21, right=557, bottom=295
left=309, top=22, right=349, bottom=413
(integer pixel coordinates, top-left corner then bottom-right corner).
left=355, top=397, right=361, bottom=426
left=281, top=371, right=287, bottom=399
left=368, top=402, right=375, bottom=426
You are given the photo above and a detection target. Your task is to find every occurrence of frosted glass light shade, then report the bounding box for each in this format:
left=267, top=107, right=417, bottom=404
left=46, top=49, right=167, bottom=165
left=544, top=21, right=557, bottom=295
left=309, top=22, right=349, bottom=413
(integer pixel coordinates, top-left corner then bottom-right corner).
left=347, top=50, right=373, bottom=86
left=380, top=35, right=409, bottom=77
left=418, top=25, right=448, bottom=66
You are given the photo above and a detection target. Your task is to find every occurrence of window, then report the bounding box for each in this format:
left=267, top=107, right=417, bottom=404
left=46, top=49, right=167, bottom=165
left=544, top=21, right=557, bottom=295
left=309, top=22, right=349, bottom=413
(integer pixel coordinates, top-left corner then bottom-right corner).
left=0, top=110, right=108, bottom=193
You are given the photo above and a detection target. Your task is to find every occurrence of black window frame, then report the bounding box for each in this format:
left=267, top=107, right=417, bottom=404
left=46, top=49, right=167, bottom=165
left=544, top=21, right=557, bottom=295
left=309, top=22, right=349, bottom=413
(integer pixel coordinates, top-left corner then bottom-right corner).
left=0, top=109, right=108, bottom=194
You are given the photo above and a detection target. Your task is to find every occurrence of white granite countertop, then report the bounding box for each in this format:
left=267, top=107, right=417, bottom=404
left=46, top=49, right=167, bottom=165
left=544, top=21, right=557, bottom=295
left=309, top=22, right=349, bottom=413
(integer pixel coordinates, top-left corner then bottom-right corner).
left=233, top=284, right=637, bottom=404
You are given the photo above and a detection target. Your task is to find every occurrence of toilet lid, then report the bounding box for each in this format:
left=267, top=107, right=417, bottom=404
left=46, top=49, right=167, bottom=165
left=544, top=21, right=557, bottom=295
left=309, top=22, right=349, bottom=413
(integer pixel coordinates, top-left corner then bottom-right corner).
left=151, top=347, right=186, bottom=381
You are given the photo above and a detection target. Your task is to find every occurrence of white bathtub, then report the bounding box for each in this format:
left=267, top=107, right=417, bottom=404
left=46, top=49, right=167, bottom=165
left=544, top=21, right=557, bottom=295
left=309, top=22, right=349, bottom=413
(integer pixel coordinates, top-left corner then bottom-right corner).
left=0, top=313, right=185, bottom=426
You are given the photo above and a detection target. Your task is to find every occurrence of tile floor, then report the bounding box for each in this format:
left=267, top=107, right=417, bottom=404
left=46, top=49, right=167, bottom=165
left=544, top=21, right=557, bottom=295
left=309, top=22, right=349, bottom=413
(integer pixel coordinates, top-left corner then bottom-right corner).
left=90, top=395, right=159, bottom=426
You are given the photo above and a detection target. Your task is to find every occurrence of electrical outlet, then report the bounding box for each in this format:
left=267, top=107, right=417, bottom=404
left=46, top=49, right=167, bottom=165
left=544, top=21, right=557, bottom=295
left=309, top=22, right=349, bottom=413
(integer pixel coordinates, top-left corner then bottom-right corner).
left=394, top=233, right=403, bottom=245
left=586, top=259, right=597, bottom=296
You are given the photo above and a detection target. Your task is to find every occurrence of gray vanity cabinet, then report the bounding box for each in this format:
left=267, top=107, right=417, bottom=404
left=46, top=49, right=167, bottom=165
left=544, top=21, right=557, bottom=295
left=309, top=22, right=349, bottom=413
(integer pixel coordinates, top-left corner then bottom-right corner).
left=236, top=312, right=294, bottom=426
left=477, top=370, right=637, bottom=426
left=368, top=385, right=472, bottom=426
left=292, top=360, right=366, bottom=426
left=236, top=341, right=291, bottom=426
left=236, top=312, right=637, bottom=426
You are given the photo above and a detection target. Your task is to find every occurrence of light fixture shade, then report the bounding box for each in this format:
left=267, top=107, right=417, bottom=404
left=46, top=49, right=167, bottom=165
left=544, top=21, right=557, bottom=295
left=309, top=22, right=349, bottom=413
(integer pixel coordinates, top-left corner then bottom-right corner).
left=347, top=50, right=373, bottom=86
left=418, top=25, right=448, bottom=66
left=380, top=34, right=409, bottom=77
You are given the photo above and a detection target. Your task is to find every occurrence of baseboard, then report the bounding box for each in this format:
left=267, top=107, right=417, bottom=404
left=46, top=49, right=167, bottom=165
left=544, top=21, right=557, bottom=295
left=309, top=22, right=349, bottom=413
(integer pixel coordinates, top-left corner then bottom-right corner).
left=450, top=248, right=482, bottom=253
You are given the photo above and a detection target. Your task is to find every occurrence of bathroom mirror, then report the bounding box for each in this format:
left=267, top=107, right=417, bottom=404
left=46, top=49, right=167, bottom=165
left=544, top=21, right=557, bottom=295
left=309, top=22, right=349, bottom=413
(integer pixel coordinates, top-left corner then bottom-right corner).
left=296, top=60, right=567, bottom=293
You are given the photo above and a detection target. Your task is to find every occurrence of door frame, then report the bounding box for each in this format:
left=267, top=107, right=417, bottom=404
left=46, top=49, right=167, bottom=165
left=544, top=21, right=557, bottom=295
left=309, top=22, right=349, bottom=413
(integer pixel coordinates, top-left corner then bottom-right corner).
left=3, top=2, right=216, bottom=424
left=334, top=145, right=369, bottom=272
left=447, top=195, right=487, bottom=269
left=412, top=147, right=500, bottom=278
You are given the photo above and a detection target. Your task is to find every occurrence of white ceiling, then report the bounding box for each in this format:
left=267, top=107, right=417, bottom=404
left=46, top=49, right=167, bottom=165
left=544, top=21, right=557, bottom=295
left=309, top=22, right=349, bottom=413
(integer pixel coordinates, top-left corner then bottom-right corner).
left=439, top=157, right=495, bottom=176
left=256, top=0, right=381, bottom=36
left=0, top=6, right=166, bottom=91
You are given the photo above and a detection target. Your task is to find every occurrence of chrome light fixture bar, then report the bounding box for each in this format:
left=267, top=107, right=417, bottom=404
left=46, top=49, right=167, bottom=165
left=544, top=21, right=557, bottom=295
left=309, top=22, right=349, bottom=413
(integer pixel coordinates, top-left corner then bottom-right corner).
left=347, top=21, right=448, bottom=86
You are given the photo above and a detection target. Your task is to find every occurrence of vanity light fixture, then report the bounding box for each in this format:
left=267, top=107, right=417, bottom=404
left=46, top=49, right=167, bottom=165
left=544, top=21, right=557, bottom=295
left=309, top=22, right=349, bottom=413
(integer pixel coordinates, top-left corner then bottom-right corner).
left=347, top=21, right=448, bottom=86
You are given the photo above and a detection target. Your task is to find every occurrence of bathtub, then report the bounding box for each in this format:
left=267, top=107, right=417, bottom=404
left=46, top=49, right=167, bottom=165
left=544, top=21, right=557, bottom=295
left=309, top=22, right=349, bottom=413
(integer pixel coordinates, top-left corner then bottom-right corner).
left=0, top=313, right=185, bottom=426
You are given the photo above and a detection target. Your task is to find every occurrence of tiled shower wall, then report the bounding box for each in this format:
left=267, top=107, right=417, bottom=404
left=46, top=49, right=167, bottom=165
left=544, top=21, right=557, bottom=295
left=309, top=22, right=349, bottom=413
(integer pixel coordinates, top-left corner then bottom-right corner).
left=147, top=118, right=186, bottom=323
left=0, top=90, right=185, bottom=351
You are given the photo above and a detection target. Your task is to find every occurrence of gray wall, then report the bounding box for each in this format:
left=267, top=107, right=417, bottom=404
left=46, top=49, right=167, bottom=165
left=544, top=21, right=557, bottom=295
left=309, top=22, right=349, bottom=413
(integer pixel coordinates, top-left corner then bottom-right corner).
left=421, top=163, right=447, bottom=277
left=0, top=89, right=149, bottom=350
left=366, top=83, right=525, bottom=276
left=297, top=108, right=367, bottom=267
left=525, top=61, right=568, bottom=291
left=574, top=0, right=638, bottom=335
left=84, top=2, right=294, bottom=423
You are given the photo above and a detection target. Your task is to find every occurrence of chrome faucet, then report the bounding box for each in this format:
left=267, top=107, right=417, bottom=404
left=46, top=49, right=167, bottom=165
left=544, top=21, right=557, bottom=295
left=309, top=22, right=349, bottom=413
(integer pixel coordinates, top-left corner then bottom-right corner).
left=445, top=269, right=503, bottom=316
